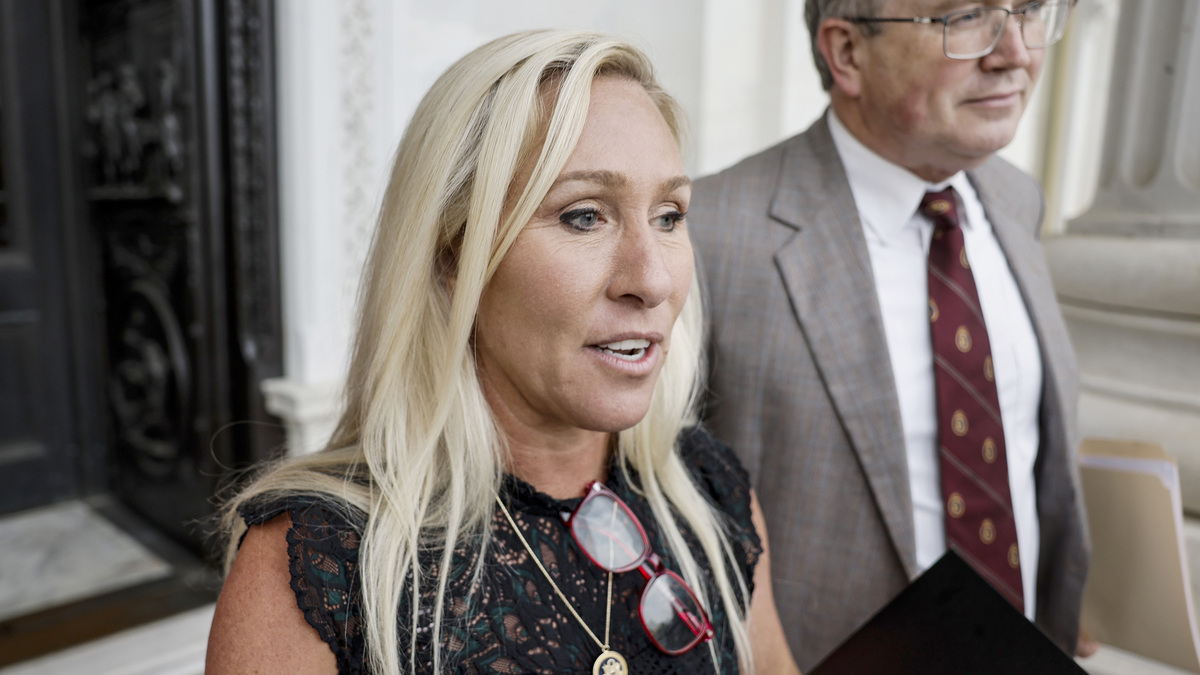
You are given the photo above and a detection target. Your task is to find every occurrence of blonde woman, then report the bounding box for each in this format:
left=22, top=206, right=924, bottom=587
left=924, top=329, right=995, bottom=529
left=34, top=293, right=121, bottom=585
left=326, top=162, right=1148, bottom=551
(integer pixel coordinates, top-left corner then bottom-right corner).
left=206, top=30, right=798, bottom=675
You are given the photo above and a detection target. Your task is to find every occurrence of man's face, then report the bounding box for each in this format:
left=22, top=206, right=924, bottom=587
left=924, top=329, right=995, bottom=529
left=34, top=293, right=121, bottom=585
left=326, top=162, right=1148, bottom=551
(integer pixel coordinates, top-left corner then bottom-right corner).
left=853, top=0, right=1045, bottom=178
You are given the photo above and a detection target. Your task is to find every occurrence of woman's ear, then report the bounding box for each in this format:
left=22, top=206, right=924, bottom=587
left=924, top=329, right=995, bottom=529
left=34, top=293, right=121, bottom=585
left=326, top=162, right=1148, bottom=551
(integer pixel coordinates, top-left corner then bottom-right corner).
left=818, top=18, right=866, bottom=98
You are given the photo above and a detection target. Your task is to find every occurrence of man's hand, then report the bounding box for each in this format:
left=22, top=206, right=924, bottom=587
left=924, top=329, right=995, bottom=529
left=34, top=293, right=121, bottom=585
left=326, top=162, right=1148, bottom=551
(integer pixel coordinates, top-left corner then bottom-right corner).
left=1076, top=625, right=1100, bottom=658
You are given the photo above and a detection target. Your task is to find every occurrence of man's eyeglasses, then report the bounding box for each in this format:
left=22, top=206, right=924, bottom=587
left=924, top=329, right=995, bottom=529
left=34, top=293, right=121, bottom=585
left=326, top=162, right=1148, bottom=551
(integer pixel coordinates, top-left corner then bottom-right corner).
left=848, top=1, right=1075, bottom=60
left=561, top=481, right=715, bottom=655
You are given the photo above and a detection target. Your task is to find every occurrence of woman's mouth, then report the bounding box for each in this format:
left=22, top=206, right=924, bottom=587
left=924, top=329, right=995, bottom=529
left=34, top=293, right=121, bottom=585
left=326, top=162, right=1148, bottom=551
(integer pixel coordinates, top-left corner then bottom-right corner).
left=595, top=338, right=651, bottom=361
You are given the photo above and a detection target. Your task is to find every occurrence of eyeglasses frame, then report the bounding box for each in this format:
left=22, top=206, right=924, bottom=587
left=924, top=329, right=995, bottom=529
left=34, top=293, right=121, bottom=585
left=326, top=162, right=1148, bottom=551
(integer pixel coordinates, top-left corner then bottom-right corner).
left=560, top=480, right=716, bottom=656
left=846, top=0, right=1076, bottom=60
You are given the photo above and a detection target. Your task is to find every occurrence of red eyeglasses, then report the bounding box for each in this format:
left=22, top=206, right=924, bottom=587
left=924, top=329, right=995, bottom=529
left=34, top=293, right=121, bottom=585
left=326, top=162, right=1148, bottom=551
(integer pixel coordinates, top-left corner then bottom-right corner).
left=560, top=481, right=715, bottom=655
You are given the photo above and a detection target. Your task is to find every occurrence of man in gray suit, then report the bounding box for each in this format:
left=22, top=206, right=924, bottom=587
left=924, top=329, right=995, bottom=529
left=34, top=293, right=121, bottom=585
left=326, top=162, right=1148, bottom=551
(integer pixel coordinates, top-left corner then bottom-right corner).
left=688, top=0, right=1089, bottom=669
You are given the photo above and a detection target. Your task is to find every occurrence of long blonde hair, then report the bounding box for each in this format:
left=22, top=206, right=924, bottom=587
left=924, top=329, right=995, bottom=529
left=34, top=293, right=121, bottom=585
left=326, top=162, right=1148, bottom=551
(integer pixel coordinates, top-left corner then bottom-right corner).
left=219, top=29, right=753, bottom=674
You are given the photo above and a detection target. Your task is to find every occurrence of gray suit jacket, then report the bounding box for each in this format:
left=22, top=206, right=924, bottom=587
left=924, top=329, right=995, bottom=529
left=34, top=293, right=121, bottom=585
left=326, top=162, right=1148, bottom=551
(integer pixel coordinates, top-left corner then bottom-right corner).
left=689, top=115, right=1089, bottom=670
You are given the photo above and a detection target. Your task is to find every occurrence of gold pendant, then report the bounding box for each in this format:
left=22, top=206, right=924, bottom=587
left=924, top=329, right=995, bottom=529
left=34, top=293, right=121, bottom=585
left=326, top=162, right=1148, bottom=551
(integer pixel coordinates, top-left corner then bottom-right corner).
left=593, top=649, right=628, bottom=675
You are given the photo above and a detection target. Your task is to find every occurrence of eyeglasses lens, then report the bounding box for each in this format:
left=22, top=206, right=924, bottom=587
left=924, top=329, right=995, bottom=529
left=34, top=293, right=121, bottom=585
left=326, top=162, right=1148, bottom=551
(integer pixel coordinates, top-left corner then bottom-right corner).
left=946, top=8, right=1006, bottom=58
left=642, top=573, right=708, bottom=653
left=944, top=2, right=1070, bottom=59
left=572, top=492, right=646, bottom=571
left=1024, top=1, right=1071, bottom=47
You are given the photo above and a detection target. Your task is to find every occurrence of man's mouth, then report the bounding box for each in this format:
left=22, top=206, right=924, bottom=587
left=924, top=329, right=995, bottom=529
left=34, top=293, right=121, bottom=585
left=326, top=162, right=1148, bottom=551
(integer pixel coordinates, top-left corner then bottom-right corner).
left=966, top=90, right=1021, bottom=105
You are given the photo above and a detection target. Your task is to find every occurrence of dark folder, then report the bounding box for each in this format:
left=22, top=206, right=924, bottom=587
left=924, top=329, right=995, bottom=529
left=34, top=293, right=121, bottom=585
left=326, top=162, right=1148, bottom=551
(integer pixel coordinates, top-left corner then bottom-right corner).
left=809, top=551, right=1087, bottom=675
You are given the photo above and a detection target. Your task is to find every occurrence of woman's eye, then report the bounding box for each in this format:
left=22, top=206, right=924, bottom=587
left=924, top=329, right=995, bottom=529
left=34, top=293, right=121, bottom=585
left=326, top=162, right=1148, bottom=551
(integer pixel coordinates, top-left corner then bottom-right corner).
left=654, top=210, right=685, bottom=231
left=560, top=208, right=600, bottom=231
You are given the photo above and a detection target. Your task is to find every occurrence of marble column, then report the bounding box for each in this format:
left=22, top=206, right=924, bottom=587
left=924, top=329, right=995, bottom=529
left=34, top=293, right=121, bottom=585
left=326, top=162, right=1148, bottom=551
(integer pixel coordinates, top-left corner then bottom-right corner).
left=1044, top=0, right=1200, bottom=499
left=1044, top=0, right=1200, bottom=625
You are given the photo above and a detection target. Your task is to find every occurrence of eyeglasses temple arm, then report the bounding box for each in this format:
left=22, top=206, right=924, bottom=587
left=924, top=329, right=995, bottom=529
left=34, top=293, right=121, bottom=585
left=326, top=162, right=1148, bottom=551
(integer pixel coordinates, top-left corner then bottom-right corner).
left=848, top=16, right=940, bottom=25
left=668, top=593, right=712, bottom=637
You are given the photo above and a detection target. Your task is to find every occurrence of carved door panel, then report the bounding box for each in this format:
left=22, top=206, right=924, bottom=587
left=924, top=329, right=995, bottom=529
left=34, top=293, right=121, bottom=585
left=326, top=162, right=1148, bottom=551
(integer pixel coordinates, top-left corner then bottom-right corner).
left=0, top=0, right=84, bottom=514
left=79, top=0, right=283, bottom=552
left=0, top=0, right=281, bottom=547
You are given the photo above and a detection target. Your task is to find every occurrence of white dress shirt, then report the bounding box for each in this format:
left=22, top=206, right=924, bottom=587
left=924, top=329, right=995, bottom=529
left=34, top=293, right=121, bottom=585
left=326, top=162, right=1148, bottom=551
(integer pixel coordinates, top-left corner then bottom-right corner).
left=827, top=111, right=1043, bottom=618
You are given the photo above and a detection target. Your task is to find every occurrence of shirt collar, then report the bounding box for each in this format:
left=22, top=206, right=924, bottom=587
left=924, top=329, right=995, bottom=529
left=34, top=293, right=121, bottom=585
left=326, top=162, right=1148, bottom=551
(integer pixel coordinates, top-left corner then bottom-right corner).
left=827, top=110, right=976, bottom=243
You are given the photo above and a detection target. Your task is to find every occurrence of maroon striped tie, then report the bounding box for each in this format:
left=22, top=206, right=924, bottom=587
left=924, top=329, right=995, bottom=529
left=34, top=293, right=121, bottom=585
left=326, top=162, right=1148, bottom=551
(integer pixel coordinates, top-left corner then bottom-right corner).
left=923, top=188, right=1024, bottom=611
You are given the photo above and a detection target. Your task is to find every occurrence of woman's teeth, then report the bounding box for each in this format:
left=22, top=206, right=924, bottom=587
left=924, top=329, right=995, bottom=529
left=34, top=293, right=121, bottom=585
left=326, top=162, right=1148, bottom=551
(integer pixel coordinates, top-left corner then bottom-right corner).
left=597, top=338, right=650, bottom=361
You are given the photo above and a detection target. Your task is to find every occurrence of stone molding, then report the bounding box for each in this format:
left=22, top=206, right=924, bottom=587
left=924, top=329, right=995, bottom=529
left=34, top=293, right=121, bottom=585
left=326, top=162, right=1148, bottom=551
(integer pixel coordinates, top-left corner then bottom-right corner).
left=260, top=377, right=342, bottom=455
left=1069, top=1, right=1200, bottom=236
left=1044, top=236, right=1200, bottom=316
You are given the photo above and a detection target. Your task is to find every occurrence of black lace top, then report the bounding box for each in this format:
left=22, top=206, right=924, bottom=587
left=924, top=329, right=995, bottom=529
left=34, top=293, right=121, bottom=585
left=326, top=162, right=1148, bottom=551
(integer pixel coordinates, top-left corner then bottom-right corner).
left=240, top=426, right=761, bottom=674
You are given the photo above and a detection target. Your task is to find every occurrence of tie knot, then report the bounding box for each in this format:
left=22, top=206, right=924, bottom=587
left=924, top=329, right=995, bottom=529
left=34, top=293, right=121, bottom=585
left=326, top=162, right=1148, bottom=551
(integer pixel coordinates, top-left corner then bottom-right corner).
left=920, top=188, right=960, bottom=227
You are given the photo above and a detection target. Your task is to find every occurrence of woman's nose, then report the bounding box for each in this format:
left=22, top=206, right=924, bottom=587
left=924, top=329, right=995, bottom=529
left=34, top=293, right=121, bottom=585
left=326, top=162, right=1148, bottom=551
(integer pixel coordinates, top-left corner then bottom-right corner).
left=608, top=223, right=674, bottom=308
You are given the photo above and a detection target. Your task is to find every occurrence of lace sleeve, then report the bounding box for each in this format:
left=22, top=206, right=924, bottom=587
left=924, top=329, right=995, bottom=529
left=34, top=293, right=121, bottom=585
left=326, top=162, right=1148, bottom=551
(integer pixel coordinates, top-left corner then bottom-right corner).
left=678, top=425, right=763, bottom=601
left=240, top=499, right=367, bottom=675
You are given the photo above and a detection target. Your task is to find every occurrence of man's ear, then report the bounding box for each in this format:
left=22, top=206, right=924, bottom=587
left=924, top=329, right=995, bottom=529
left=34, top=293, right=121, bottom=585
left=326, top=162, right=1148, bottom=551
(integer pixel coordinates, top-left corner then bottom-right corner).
left=818, top=18, right=865, bottom=98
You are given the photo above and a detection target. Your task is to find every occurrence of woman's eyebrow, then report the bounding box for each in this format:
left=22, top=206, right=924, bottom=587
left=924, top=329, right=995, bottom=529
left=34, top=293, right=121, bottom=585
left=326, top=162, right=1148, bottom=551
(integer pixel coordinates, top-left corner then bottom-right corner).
left=553, top=170, right=628, bottom=189
left=661, top=175, right=691, bottom=194
left=551, top=171, right=691, bottom=194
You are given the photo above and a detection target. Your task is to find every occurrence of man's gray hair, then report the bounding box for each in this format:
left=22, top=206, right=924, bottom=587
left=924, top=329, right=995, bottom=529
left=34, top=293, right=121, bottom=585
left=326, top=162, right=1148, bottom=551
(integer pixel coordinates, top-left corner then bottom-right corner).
left=806, top=0, right=884, bottom=90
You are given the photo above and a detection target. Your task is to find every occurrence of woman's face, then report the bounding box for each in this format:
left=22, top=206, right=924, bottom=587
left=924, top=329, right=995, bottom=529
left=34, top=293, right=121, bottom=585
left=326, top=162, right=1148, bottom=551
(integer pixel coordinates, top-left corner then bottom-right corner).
left=476, top=76, right=693, bottom=440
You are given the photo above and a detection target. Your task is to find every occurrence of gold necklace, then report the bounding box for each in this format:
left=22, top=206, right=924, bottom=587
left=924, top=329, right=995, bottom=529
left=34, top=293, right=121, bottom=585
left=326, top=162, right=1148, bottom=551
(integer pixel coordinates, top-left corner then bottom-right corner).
left=495, top=496, right=629, bottom=675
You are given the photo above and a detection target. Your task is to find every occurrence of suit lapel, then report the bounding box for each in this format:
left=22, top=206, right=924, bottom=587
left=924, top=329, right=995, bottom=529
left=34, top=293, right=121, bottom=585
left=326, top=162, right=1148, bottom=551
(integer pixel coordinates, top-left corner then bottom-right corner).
left=771, top=118, right=919, bottom=578
left=968, top=162, right=1071, bottom=403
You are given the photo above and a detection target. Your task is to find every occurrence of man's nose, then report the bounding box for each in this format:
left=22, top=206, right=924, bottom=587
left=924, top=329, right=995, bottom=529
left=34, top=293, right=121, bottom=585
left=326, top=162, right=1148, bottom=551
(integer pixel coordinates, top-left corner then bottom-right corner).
left=986, top=12, right=1034, bottom=66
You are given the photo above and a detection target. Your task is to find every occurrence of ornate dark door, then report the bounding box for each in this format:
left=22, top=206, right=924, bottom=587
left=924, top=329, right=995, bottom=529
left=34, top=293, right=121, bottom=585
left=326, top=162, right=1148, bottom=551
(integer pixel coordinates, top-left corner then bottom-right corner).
left=78, top=0, right=283, bottom=551
left=0, top=0, right=281, bottom=547
left=0, top=0, right=281, bottom=662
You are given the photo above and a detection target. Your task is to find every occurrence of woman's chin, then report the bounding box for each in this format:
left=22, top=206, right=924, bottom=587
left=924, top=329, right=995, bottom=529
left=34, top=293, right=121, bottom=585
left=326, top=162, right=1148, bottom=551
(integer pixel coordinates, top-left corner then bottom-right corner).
left=573, top=397, right=656, bottom=435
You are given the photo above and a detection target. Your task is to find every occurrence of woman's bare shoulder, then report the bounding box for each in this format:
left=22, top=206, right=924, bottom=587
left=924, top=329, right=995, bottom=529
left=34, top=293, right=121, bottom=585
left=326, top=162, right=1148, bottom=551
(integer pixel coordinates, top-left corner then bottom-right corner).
left=206, top=514, right=338, bottom=674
